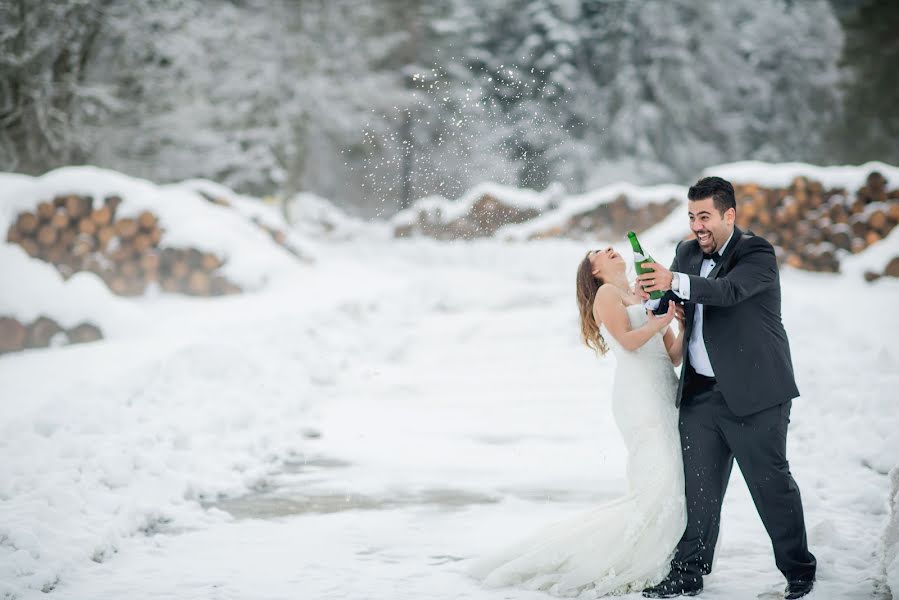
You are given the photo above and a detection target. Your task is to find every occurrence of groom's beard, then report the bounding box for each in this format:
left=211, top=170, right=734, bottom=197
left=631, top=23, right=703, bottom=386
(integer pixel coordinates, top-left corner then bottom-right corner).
left=696, top=230, right=716, bottom=253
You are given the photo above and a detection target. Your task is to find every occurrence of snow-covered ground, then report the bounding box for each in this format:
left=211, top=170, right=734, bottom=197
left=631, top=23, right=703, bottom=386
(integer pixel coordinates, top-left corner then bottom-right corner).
left=2, top=165, right=898, bottom=600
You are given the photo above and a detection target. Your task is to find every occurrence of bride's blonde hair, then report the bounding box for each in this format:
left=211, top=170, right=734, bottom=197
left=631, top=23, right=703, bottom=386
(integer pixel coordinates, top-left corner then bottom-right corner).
left=576, top=253, right=609, bottom=356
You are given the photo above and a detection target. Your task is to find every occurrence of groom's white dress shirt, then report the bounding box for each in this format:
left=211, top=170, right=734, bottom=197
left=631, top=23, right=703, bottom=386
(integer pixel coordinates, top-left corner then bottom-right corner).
left=649, top=231, right=735, bottom=378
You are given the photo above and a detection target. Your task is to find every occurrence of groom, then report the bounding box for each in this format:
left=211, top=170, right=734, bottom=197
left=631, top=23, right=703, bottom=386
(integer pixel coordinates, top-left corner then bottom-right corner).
left=636, top=177, right=816, bottom=599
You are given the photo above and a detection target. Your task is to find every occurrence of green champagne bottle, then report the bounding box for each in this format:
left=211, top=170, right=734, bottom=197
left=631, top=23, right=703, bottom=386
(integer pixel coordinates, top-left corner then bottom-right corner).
left=627, top=231, right=663, bottom=300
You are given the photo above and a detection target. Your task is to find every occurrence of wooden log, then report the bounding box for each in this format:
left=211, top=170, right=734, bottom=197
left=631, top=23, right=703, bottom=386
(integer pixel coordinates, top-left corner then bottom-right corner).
left=64, top=195, right=92, bottom=219
left=851, top=238, right=867, bottom=254
left=103, top=195, right=122, bottom=223
left=779, top=227, right=795, bottom=248
left=137, top=211, right=157, bottom=231
left=108, top=276, right=130, bottom=295
left=0, top=317, right=29, bottom=353
left=43, top=243, right=66, bottom=265
left=867, top=171, right=887, bottom=191
left=865, top=230, right=882, bottom=246
left=78, top=218, right=97, bottom=236
left=784, top=253, right=803, bottom=269
left=72, top=234, right=96, bottom=258
left=19, top=238, right=40, bottom=257
left=26, top=316, right=64, bottom=349
left=97, top=226, right=116, bottom=249
left=6, top=225, right=22, bottom=244
left=850, top=215, right=867, bottom=237
left=67, top=323, right=103, bottom=344
left=864, top=270, right=882, bottom=282
left=200, top=253, right=222, bottom=271
left=90, top=206, right=112, bottom=227
left=36, top=224, right=58, bottom=247
left=50, top=211, right=69, bottom=230
left=16, top=212, right=39, bottom=235
left=108, top=241, right=135, bottom=264
left=828, top=202, right=847, bottom=222
left=114, top=218, right=139, bottom=239
left=148, top=226, right=162, bottom=246
left=868, top=209, right=888, bottom=233
left=132, top=233, right=153, bottom=253
left=37, top=201, right=55, bottom=221
left=886, top=257, right=899, bottom=278
left=119, top=260, right=140, bottom=280
left=171, top=258, right=190, bottom=280
left=161, top=277, right=182, bottom=293
left=140, top=251, right=160, bottom=272
left=828, top=225, right=852, bottom=251
left=187, top=270, right=211, bottom=295
left=184, top=248, right=202, bottom=269
left=889, top=202, right=899, bottom=223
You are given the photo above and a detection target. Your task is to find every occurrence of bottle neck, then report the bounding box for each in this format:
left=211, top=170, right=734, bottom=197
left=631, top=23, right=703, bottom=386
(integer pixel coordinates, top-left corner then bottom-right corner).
left=628, top=234, right=644, bottom=255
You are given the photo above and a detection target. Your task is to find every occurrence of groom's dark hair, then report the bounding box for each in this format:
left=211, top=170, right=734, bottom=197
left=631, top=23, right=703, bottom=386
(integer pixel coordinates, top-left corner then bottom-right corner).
left=688, top=176, right=736, bottom=216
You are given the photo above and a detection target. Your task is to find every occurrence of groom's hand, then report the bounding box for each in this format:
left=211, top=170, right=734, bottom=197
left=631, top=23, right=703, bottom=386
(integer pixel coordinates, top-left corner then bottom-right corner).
left=635, top=262, right=673, bottom=294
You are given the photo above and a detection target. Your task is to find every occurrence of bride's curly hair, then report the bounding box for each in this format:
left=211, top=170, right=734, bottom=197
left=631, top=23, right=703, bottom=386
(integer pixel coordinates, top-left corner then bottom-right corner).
left=576, top=253, right=609, bottom=356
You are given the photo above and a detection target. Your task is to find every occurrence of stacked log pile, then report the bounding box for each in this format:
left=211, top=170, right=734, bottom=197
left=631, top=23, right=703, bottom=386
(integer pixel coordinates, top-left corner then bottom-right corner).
left=0, top=316, right=102, bottom=354
left=5, top=194, right=243, bottom=296
left=394, top=193, right=543, bottom=240
left=526, top=195, right=680, bottom=241
left=726, top=172, right=899, bottom=273
left=198, top=189, right=307, bottom=259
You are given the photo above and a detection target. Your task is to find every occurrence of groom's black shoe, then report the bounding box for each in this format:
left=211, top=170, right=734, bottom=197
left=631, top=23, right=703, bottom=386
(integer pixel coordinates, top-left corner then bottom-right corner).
left=642, top=572, right=703, bottom=598
left=784, top=578, right=815, bottom=599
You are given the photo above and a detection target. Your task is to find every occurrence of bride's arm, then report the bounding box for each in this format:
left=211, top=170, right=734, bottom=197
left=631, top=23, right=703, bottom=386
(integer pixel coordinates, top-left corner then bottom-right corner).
left=662, top=325, right=684, bottom=367
left=662, top=305, right=686, bottom=366
left=594, top=285, right=675, bottom=352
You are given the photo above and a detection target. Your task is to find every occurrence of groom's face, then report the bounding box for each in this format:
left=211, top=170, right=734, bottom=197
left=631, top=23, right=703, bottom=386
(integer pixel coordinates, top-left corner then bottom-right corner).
left=688, top=197, right=735, bottom=254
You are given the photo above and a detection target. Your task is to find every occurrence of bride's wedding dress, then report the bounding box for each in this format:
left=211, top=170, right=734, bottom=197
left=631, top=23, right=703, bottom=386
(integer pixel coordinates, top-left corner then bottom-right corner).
left=468, top=304, right=687, bottom=598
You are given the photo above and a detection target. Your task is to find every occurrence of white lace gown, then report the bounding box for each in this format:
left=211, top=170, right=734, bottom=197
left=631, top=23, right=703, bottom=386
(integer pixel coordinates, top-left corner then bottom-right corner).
left=468, top=304, right=687, bottom=598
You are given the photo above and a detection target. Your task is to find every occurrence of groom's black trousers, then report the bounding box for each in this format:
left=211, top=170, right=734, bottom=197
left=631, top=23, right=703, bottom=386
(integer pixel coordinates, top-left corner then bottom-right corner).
left=672, top=370, right=817, bottom=581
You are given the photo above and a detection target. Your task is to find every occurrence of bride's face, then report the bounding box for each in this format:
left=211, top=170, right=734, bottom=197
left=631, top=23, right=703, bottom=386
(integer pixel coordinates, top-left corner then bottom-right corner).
left=587, top=247, right=624, bottom=279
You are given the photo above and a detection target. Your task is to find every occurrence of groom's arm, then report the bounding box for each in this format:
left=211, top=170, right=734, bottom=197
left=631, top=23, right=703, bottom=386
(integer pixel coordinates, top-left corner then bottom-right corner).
left=647, top=242, right=685, bottom=315
left=683, top=236, right=777, bottom=307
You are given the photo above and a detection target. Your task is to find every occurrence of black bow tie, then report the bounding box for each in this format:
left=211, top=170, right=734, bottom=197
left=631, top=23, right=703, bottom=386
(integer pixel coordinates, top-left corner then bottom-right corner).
left=702, top=251, right=720, bottom=261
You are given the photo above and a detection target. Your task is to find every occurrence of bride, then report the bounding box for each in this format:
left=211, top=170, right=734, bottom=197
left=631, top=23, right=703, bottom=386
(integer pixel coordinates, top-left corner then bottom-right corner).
left=468, top=246, right=688, bottom=597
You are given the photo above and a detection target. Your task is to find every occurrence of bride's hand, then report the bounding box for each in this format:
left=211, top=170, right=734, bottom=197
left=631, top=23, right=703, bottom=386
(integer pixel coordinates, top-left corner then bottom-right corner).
left=645, top=300, right=676, bottom=332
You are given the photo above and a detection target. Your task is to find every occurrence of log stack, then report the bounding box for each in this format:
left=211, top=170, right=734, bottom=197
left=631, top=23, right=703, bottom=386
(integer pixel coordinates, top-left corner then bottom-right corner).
left=394, top=193, right=543, bottom=240
left=0, top=316, right=102, bottom=355
left=685, top=171, right=899, bottom=273
left=527, top=195, right=680, bottom=241
left=198, top=189, right=309, bottom=261
left=5, top=194, right=243, bottom=296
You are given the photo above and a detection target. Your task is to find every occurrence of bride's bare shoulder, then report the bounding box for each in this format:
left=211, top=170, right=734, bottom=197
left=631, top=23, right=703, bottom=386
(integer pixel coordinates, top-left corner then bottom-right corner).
left=594, top=284, right=626, bottom=319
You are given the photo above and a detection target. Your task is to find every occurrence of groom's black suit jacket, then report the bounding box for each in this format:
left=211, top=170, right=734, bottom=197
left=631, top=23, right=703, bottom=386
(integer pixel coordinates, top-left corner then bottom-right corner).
left=659, top=227, right=800, bottom=416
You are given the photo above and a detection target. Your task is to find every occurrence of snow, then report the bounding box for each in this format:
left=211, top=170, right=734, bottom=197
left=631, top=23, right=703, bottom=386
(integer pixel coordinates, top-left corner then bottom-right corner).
left=886, top=469, right=899, bottom=596
left=0, top=244, right=137, bottom=332
left=1, top=166, right=898, bottom=599
left=704, top=160, right=899, bottom=191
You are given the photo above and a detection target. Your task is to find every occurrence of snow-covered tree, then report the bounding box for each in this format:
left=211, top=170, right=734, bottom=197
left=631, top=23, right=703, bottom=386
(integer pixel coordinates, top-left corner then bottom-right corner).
left=0, top=0, right=115, bottom=173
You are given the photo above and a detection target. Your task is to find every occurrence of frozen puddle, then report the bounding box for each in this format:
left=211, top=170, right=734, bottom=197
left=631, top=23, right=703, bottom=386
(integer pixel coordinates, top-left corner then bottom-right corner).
left=213, top=487, right=500, bottom=519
